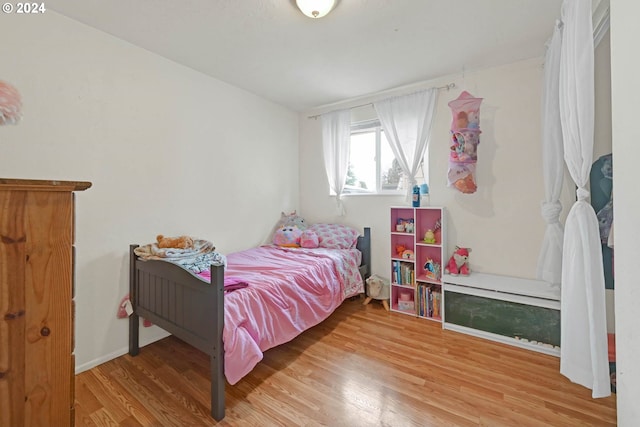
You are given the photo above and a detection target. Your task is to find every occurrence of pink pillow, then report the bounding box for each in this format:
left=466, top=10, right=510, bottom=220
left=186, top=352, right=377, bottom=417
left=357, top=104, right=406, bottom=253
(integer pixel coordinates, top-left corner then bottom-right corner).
left=309, top=223, right=360, bottom=249
left=300, top=230, right=320, bottom=248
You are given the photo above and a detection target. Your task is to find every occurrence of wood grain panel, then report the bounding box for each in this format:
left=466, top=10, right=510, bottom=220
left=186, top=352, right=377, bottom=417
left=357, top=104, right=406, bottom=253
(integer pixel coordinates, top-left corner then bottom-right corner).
left=24, top=191, right=73, bottom=426
left=75, top=298, right=617, bottom=426
left=0, top=190, right=27, bottom=427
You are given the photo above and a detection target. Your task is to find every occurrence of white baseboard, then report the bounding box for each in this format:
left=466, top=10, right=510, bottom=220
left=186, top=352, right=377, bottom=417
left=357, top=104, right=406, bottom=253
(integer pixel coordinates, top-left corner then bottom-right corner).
left=443, top=322, right=560, bottom=357
left=75, top=330, right=171, bottom=375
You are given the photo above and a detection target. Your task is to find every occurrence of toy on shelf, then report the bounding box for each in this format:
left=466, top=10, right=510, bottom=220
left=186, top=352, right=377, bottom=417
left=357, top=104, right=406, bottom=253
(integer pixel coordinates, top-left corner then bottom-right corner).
left=423, top=258, right=441, bottom=281
left=423, top=229, right=436, bottom=244
left=433, top=218, right=442, bottom=244
left=404, top=219, right=415, bottom=233
left=395, top=245, right=406, bottom=257
left=396, top=218, right=414, bottom=233
left=445, top=246, right=472, bottom=276
left=401, top=249, right=414, bottom=260
left=447, top=91, right=483, bottom=194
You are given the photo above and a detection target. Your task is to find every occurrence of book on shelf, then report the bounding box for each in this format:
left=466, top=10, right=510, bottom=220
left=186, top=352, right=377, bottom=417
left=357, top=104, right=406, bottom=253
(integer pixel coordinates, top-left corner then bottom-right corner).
left=393, top=260, right=414, bottom=286
left=417, top=285, right=442, bottom=319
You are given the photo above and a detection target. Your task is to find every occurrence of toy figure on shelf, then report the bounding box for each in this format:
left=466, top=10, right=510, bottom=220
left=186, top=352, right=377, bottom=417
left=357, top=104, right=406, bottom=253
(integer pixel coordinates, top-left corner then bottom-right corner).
left=423, top=258, right=441, bottom=281
left=424, top=229, right=436, bottom=244
left=445, top=246, right=471, bottom=276
left=402, top=249, right=414, bottom=260
left=404, top=219, right=415, bottom=233
left=433, top=218, right=442, bottom=243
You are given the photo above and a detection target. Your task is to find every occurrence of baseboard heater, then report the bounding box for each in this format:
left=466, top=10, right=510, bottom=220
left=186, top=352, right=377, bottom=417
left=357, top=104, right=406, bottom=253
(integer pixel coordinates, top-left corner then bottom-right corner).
left=442, top=272, right=561, bottom=356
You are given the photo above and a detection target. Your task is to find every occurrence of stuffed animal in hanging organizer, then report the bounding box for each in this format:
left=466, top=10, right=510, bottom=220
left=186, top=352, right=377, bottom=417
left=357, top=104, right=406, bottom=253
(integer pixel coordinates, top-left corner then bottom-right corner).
left=156, top=234, right=195, bottom=250
left=454, top=173, right=477, bottom=194
left=445, top=246, right=471, bottom=276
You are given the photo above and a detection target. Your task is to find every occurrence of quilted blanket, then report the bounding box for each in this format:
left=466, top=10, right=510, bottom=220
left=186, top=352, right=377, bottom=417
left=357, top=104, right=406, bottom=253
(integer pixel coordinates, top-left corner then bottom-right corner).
left=197, top=245, right=363, bottom=384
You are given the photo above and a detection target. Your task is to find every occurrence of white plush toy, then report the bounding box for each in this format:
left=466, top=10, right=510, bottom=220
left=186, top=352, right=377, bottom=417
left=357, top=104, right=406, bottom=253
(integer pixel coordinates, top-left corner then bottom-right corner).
left=363, top=275, right=390, bottom=311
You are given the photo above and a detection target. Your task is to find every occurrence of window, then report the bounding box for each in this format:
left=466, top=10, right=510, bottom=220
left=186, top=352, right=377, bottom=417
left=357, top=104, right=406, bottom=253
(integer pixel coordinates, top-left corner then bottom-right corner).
left=344, top=119, right=406, bottom=195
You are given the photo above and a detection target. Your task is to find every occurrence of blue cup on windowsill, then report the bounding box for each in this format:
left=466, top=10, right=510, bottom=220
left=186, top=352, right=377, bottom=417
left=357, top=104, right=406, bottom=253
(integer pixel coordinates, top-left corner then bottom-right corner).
left=420, top=184, right=429, bottom=206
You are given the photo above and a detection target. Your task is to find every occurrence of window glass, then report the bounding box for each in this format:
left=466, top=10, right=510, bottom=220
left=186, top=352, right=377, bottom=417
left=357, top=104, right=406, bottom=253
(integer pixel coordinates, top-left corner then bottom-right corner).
left=344, top=121, right=406, bottom=194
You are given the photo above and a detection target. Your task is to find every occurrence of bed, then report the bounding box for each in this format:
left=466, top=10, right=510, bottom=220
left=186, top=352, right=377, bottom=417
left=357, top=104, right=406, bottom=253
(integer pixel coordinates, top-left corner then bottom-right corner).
left=128, top=226, right=371, bottom=421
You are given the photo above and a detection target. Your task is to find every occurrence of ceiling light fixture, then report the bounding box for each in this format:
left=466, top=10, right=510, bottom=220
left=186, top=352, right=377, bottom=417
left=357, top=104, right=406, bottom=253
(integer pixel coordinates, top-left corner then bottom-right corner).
left=296, top=0, right=336, bottom=19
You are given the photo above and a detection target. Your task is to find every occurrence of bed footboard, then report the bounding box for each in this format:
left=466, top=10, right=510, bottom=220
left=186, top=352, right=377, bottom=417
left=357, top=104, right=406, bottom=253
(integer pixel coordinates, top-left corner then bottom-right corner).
left=128, top=245, right=225, bottom=421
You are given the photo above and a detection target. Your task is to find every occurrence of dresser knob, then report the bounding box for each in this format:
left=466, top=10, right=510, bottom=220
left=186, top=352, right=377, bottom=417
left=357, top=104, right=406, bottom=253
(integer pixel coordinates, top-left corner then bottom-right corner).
left=40, top=326, right=51, bottom=337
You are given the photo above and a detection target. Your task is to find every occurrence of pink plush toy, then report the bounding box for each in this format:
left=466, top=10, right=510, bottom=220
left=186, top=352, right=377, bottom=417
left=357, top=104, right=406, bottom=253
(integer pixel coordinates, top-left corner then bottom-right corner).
left=445, top=246, right=471, bottom=276
left=273, top=225, right=303, bottom=247
left=300, top=229, right=319, bottom=248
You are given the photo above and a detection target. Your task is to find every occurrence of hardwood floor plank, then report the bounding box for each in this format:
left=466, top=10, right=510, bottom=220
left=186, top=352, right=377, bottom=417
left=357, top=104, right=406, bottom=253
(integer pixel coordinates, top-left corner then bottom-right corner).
left=75, top=299, right=616, bottom=426
left=89, top=408, right=120, bottom=427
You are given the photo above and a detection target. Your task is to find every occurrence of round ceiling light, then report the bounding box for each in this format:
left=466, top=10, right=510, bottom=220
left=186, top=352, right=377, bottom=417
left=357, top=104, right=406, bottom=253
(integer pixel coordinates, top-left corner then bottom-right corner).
left=296, top=0, right=336, bottom=19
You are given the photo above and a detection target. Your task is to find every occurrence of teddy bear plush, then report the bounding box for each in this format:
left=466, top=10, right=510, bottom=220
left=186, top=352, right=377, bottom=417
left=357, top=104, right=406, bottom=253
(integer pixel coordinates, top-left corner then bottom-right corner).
left=445, top=246, right=471, bottom=276
left=156, top=234, right=195, bottom=250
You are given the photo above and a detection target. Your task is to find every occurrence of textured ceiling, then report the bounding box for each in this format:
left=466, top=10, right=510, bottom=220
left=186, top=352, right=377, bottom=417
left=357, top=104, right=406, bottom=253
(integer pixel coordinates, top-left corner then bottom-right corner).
left=49, top=0, right=565, bottom=111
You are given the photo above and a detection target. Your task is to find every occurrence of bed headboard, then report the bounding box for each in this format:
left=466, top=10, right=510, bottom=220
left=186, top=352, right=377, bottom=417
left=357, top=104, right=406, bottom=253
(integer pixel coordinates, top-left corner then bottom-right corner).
left=356, top=227, right=371, bottom=281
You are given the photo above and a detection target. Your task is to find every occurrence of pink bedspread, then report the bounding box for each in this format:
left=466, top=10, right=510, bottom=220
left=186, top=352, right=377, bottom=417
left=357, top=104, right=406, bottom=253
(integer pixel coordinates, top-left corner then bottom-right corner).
left=197, top=245, right=363, bottom=385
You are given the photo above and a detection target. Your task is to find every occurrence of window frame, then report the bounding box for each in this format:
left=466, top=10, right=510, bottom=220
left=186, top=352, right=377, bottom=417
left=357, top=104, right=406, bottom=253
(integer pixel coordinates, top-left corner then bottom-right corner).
left=342, top=119, right=405, bottom=196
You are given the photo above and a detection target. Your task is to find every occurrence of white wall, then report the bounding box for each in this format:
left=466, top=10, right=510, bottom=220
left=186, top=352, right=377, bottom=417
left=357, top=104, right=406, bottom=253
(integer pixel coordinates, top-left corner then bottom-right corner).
left=300, top=58, right=573, bottom=281
left=0, top=12, right=299, bottom=372
left=610, top=0, right=640, bottom=424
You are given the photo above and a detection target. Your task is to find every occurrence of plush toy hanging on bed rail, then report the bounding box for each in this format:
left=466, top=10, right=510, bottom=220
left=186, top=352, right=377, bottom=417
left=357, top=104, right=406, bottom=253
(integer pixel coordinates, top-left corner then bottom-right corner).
left=447, top=91, right=483, bottom=194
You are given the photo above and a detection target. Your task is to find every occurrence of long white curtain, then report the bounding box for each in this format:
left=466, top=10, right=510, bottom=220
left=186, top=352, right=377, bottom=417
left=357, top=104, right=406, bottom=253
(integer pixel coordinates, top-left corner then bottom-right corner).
left=536, top=22, right=565, bottom=285
left=321, top=109, right=351, bottom=215
left=558, top=0, right=610, bottom=398
left=374, top=88, right=438, bottom=200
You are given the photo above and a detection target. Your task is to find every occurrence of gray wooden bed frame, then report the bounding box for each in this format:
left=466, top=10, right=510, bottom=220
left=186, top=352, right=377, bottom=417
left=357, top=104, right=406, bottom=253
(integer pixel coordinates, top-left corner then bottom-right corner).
left=128, top=227, right=371, bottom=421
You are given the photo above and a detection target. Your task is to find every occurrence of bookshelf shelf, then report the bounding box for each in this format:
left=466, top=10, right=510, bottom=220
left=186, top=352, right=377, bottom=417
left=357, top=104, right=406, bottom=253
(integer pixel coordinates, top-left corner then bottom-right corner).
left=390, top=206, right=445, bottom=322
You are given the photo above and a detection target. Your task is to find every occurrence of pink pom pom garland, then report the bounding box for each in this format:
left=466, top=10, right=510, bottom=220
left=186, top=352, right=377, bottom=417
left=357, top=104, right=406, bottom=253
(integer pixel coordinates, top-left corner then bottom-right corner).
left=0, top=80, right=22, bottom=125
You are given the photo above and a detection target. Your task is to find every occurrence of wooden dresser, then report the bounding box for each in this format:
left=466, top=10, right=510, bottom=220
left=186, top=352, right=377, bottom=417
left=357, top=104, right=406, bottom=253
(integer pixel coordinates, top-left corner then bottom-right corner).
left=0, top=178, right=91, bottom=427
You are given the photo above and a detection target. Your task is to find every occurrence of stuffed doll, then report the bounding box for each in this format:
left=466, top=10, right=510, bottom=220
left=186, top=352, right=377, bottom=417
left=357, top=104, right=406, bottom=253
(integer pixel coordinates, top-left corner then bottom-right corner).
left=277, top=210, right=308, bottom=230
left=273, top=225, right=303, bottom=247
left=445, top=246, right=471, bottom=276
left=156, top=234, right=195, bottom=250
left=300, top=229, right=319, bottom=248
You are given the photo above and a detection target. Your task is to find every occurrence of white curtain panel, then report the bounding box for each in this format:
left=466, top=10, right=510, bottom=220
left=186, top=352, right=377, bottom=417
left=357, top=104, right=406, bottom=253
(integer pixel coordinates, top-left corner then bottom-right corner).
left=558, top=0, right=610, bottom=398
left=321, top=109, right=351, bottom=215
left=536, top=22, right=565, bottom=286
left=374, top=88, right=438, bottom=200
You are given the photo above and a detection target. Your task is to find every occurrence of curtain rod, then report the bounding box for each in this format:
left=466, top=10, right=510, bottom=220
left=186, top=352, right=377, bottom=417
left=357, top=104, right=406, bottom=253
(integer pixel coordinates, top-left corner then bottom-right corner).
left=307, top=82, right=456, bottom=119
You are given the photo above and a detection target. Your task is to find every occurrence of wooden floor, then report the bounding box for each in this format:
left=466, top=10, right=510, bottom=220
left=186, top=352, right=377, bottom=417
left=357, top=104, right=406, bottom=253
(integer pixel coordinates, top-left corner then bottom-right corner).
left=75, top=298, right=617, bottom=426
